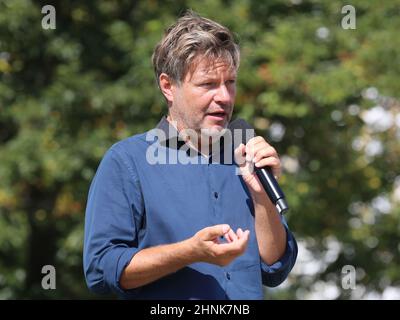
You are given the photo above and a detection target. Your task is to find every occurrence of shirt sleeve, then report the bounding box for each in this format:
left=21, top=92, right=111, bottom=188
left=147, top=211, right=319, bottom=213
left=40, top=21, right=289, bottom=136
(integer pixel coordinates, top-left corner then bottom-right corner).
left=260, top=215, right=298, bottom=287
left=83, top=145, right=144, bottom=298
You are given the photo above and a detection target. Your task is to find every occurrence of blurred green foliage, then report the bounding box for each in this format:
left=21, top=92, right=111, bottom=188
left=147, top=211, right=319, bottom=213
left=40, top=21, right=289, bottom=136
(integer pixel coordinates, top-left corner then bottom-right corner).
left=0, top=0, right=399, bottom=299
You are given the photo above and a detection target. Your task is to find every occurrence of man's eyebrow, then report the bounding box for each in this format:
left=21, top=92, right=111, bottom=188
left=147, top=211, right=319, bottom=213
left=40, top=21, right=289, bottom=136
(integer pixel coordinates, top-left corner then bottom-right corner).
left=198, top=77, right=218, bottom=81
left=195, top=73, right=237, bottom=81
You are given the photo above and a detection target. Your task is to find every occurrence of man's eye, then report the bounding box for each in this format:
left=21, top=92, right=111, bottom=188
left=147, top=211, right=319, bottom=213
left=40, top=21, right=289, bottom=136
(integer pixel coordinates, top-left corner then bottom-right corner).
left=226, top=80, right=236, bottom=85
left=201, top=82, right=214, bottom=87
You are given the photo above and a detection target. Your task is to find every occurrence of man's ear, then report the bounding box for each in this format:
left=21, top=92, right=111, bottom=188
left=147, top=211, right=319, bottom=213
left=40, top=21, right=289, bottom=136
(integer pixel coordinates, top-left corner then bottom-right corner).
left=159, top=73, right=176, bottom=104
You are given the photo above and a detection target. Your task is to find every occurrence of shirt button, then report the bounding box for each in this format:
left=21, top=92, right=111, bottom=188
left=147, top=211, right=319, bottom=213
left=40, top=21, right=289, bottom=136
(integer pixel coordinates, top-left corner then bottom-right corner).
left=226, top=272, right=231, bottom=280
left=214, top=192, right=219, bottom=199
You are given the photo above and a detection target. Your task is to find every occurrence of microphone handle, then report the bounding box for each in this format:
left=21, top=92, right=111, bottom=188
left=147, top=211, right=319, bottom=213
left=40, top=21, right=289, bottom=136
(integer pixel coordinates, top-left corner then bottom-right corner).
left=255, top=167, right=289, bottom=214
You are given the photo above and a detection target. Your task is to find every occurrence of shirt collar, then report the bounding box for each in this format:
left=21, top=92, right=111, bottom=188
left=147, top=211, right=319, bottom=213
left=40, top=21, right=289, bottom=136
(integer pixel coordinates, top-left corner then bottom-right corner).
left=155, top=116, right=186, bottom=150
left=154, top=116, right=233, bottom=162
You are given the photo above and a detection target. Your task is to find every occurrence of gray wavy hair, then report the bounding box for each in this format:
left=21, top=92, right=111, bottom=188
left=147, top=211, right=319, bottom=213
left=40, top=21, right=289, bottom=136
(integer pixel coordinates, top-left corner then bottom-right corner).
left=152, top=10, right=240, bottom=87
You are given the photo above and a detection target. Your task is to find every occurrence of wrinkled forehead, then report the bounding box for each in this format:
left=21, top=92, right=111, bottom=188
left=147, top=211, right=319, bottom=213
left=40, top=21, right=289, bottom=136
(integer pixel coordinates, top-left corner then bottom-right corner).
left=185, top=56, right=237, bottom=82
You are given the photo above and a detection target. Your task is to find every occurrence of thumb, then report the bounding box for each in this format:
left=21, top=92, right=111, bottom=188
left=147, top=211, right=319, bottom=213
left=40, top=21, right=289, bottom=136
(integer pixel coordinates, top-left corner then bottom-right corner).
left=202, top=224, right=230, bottom=240
left=234, top=143, right=246, bottom=167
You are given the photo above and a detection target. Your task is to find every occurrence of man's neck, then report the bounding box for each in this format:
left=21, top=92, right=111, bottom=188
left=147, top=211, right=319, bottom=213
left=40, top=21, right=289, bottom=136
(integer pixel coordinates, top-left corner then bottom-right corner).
left=166, top=115, right=217, bottom=157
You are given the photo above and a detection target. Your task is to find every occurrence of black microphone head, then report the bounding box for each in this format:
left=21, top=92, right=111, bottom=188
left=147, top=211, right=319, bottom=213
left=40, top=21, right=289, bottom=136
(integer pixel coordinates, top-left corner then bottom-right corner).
left=228, top=118, right=256, bottom=145
left=228, top=118, right=253, bottom=131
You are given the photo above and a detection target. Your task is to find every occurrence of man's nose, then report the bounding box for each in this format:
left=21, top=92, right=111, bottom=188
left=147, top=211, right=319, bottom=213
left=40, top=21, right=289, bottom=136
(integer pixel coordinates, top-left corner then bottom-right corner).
left=214, top=84, right=232, bottom=104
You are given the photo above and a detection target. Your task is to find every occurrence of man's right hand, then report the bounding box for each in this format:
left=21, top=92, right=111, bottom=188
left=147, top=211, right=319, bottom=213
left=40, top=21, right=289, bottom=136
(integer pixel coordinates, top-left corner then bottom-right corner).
left=189, top=224, right=250, bottom=267
left=120, top=224, right=250, bottom=290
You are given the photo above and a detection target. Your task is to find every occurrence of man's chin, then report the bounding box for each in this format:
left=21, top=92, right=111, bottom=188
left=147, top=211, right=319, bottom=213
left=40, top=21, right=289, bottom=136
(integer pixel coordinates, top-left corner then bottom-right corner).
left=200, top=125, right=227, bottom=138
left=204, top=117, right=230, bottom=130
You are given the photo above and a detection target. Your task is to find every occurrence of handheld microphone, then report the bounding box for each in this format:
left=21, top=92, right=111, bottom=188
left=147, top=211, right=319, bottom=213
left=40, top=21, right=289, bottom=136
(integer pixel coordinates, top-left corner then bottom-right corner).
left=228, top=118, right=289, bottom=214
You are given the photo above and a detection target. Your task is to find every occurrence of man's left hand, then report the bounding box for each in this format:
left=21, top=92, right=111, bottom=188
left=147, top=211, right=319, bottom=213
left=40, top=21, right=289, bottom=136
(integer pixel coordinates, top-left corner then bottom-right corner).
left=234, top=136, right=281, bottom=195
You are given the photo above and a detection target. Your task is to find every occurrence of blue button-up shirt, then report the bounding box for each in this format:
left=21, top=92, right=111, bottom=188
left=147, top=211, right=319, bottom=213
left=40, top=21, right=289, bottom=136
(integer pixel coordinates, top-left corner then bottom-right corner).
left=83, top=117, right=297, bottom=300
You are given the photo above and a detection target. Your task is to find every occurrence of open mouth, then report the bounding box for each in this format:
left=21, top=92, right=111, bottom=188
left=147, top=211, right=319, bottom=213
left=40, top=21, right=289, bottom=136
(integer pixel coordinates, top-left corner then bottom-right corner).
left=206, top=112, right=226, bottom=119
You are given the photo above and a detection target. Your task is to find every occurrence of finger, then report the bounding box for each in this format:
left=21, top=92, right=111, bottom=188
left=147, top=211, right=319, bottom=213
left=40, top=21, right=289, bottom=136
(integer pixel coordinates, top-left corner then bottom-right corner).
left=254, top=159, right=281, bottom=179
left=224, top=233, right=232, bottom=243
left=246, top=136, right=265, bottom=147
left=213, top=234, right=249, bottom=256
left=245, top=137, right=268, bottom=156
left=225, top=228, right=235, bottom=242
left=212, top=242, right=235, bottom=256
left=202, top=224, right=230, bottom=240
left=252, top=147, right=278, bottom=163
left=254, top=157, right=281, bottom=172
left=234, top=143, right=245, bottom=156
left=251, top=138, right=276, bottom=157
left=253, top=138, right=274, bottom=150
left=223, top=228, right=239, bottom=243
left=223, top=229, right=249, bottom=250
left=245, top=144, right=268, bottom=163
left=228, top=229, right=238, bottom=241
left=237, top=230, right=250, bottom=248
left=245, top=143, right=257, bottom=162
left=234, top=143, right=246, bottom=167
left=243, top=230, right=250, bottom=244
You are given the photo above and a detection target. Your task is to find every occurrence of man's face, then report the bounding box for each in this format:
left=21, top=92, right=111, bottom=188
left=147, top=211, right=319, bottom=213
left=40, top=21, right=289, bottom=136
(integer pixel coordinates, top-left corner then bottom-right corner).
left=169, top=58, right=237, bottom=136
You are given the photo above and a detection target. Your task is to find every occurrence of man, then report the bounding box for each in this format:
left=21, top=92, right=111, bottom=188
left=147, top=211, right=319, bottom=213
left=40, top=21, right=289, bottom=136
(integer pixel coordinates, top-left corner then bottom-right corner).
left=84, top=11, right=297, bottom=300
